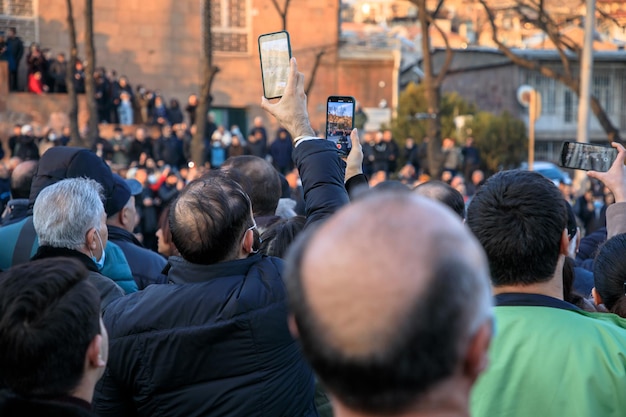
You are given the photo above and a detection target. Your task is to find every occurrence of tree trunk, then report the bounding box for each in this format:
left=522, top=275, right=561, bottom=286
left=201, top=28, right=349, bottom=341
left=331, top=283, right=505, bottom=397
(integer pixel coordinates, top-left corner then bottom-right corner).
left=305, top=50, right=325, bottom=96
left=270, top=0, right=290, bottom=31
left=65, top=0, right=82, bottom=147
left=590, top=97, right=621, bottom=144
left=192, top=0, right=220, bottom=167
left=416, top=0, right=443, bottom=178
left=84, top=0, right=99, bottom=147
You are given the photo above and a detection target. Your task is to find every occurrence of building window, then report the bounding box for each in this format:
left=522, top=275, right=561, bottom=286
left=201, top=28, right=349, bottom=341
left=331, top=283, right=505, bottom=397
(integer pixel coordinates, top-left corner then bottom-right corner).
left=563, top=90, right=577, bottom=123
left=0, top=0, right=34, bottom=17
left=211, top=0, right=249, bottom=54
left=524, top=71, right=556, bottom=115
left=593, top=72, right=612, bottom=113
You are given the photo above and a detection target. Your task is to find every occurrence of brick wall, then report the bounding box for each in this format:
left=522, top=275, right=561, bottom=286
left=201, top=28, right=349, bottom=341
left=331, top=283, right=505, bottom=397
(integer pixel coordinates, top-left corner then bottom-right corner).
left=3, top=0, right=394, bottom=137
left=35, top=0, right=348, bottom=129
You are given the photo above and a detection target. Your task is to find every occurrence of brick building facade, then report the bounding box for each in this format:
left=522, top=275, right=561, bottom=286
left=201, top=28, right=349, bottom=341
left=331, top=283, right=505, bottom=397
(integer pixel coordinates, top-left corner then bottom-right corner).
left=2, top=0, right=397, bottom=137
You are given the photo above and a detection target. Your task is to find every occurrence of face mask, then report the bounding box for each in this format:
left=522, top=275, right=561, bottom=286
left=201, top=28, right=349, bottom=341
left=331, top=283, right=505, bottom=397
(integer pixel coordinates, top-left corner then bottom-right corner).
left=90, top=230, right=106, bottom=270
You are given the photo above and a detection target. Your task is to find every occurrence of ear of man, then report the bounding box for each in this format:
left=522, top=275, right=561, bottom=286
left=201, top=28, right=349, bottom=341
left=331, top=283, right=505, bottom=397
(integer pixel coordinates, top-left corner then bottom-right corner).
left=463, top=320, right=492, bottom=384
left=86, top=334, right=106, bottom=369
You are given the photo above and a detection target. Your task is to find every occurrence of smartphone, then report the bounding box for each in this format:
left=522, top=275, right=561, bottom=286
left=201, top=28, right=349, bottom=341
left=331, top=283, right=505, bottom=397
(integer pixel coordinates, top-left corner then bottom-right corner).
left=559, top=141, right=617, bottom=172
left=326, top=96, right=355, bottom=157
left=258, top=31, right=292, bottom=100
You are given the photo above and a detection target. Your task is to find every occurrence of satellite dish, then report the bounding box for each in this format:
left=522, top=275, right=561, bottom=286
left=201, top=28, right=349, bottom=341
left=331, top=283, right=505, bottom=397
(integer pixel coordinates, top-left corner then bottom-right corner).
left=517, top=85, right=534, bottom=107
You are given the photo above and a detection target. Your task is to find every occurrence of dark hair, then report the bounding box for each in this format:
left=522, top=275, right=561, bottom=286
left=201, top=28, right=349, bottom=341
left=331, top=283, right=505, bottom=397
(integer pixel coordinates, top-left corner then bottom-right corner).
left=221, top=156, right=281, bottom=216
left=466, top=170, right=567, bottom=286
left=10, top=161, right=38, bottom=199
left=284, top=229, right=485, bottom=414
left=0, top=258, right=100, bottom=397
left=565, top=202, right=577, bottom=238
left=169, top=172, right=253, bottom=264
left=259, top=216, right=306, bottom=258
left=594, top=233, right=626, bottom=317
left=157, top=204, right=176, bottom=257
left=413, top=181, right=465, bottom=218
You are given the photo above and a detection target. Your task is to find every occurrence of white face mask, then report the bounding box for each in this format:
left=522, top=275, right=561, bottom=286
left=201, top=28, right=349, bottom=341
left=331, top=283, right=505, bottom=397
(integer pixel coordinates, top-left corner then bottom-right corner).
left=568, top=228, right=579, bottom=259
left=90, top=230, right=106, bottom=270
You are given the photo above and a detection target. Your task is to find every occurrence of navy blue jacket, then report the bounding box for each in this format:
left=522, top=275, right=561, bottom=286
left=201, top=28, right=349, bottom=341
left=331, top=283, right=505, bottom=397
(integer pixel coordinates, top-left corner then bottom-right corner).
left=93, top=138, right=349, bottom=417
left=107, top=225, right=167, bottom=289
left=94, top=254, right=317, bottom=417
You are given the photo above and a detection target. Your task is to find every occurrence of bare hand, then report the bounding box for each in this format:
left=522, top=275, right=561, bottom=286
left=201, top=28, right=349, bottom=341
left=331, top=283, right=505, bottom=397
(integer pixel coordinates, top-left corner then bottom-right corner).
left=344, top=129, right=363, bottom=182
left=261, top=58, right=315, bottom=140
left=588, top=142, right=626, bottom=203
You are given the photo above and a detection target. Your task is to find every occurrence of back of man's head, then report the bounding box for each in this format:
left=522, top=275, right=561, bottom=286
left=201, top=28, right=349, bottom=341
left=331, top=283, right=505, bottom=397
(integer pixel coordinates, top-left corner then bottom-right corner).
left=10, top=160, right=38, bottom=200
left=0, top=258, right=101, bottom=397
left=170, top=172, right=254, bottom=264
left=221, top=155, right=281, bottom=217
left=33, top=178, right=104, bottom=250
left=413, top=180, right=466, bottom=219
left=285, top=192, right=492, bottom=415
left=466, top=170, right=567, bottom=287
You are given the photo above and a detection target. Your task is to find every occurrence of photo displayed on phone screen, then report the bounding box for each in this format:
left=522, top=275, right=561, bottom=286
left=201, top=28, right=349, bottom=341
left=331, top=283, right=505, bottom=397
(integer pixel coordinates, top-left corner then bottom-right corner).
left=560, top=141, right=617, bottom=172
left=326, top=96, right=355, bottom=157
left=258, top=31, right=291, bottom=99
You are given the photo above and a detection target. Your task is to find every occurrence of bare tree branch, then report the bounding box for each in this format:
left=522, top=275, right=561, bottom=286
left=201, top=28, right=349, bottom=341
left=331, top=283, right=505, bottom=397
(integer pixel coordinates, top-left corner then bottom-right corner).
left=513, top=3, right=573, bottom=78
left=432, top=0, right=445, bottom=18
left=428, top=16, right=454, bottom=88
left=270, top=0, right=291, bottom=31
left=479, top=0, right=622, bottom=142
left=305, top=49, right=325, bottom=96
left=596, top=4, right=626, bottom=30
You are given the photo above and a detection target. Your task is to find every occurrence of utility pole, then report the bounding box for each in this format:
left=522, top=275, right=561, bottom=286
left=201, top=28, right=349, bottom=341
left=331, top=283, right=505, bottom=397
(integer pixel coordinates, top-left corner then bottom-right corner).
left=528, top=90, right=541, bottom=171
left=575, top=0, right=595, bottom=186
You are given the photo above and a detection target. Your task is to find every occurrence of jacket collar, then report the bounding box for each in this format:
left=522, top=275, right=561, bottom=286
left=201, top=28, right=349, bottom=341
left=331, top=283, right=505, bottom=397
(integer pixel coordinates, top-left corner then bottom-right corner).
left=166, top=253, right=263, bottom=284
left=107, top=225, right=143, bottom=247
left=32, top=246, right=99, bottom=272
left=494, top=293, right=580, bottom=311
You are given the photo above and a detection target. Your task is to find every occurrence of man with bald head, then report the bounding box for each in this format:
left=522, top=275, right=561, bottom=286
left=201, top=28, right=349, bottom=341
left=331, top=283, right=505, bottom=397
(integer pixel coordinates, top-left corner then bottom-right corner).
left=94, top=57, right=352, bottom=416
left=221, top=155, right=282, bottom=232
left=2, top=160, right=38, bottom=225
left=285, top=192, right=493, bottom=417
left=247, top=116, right=268, bottom=158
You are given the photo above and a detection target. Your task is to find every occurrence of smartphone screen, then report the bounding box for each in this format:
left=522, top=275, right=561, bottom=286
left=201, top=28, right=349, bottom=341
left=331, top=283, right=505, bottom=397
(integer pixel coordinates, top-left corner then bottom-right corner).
left=258, top=31, right=291, bottom=100
left=559, top=141, right=617, bottom=172
left=326, top=96, right=355, bottom=157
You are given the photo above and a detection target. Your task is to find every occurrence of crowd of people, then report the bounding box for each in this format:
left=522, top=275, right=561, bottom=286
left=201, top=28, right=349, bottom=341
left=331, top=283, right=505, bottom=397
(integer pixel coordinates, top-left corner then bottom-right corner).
left=2, top=53, right=626, bottom=417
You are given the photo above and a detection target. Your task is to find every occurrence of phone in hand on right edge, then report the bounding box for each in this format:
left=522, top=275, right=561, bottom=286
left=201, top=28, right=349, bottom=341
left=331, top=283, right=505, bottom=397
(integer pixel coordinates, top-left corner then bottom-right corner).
left=559, top=141, right=617, bottom=172
left=326, top=96, right=355, bottom=157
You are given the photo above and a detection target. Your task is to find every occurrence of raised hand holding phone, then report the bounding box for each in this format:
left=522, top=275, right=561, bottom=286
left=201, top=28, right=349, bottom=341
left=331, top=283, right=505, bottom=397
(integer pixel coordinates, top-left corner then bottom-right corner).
left=261, top=57, right=315, bottom=140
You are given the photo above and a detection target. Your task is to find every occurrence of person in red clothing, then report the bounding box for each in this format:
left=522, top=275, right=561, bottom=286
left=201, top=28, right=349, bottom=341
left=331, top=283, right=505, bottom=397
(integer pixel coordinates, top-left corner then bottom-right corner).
left=28, top=71, right=47, bottom=95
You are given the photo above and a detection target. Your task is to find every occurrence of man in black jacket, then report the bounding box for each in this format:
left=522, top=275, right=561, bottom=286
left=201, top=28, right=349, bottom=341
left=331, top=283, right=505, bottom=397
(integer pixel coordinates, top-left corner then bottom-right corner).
left=94, top=57, right=350, bottom=417
left=106, top=174, right=167, bottom=289
left=6, top=27, right=23, bottom=92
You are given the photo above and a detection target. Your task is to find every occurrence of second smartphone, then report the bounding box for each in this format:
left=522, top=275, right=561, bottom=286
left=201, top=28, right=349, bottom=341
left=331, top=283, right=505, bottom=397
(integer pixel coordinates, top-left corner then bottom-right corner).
left=559, top=141, right=617, bottom=172
left=326, top=96, right=355, bottom=157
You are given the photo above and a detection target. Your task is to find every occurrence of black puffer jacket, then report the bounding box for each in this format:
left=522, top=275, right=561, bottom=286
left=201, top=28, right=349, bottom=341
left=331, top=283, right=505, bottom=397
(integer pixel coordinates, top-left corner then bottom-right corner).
left=93, top=254, right=317, bottom=417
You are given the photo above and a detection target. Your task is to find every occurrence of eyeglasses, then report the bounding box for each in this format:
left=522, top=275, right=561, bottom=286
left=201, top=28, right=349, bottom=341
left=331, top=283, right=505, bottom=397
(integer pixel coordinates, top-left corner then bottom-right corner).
left=242, top=221, right=259, bottom=254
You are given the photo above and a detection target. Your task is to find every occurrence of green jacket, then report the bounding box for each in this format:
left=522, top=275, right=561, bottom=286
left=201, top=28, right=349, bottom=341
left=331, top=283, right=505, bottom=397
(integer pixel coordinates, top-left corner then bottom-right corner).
left=0, top=216, right=137, bottom=294
left=471, top=295, right=626, bottom=417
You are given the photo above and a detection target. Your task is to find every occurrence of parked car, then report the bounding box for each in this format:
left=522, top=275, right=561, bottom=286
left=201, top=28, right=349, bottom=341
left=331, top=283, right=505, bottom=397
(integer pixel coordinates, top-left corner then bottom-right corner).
left=520, top=161, right=571, bottom=186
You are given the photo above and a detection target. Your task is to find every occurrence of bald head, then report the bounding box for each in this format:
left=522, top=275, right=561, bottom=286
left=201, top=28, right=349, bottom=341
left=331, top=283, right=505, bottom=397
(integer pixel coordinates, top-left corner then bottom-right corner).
left=285, top=193, right=492, bottom=414
left=413, top=180, right=465, bottom=219
left=11, top=160, right=39, bottom=200
left=221, top=156, right=281, bottom=217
